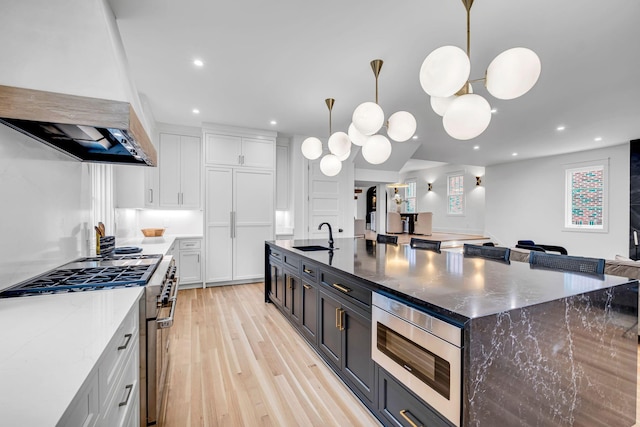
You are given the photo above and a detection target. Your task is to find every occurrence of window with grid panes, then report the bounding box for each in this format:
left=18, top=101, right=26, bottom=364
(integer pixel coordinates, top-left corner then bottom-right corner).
left=447, top=174, right=464, bottom=215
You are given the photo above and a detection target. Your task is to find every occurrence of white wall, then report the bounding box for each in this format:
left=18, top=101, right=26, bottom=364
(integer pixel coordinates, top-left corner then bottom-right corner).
left=486, top=143, right=629, bottom=259
left=0, top=126, right=92, bottom=291
left=115, top=208, right=203, bottom=238
left=355, top=188, right=367, bottom=219
left=402, top=164, right=486, bottom=235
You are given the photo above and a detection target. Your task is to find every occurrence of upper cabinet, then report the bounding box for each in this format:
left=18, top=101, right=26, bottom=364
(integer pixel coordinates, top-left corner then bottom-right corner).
left=159, top=133, right=201, bottom=209
left=205, top=133, right=275, bottom=169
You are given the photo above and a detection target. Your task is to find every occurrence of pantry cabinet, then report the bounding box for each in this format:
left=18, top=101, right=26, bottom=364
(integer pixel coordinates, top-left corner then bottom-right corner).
left=203, top=125, right=276, bottom=285
left=205, top=133, right=274, bottom=169
left=159, top=133, right=201, bottom=208
left=205, top=167, right=274, bottom=283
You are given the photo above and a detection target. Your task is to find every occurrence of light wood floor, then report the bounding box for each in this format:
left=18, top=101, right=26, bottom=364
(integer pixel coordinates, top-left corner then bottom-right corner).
left=159, top=283, right=381, bottom=427
left=161, top=283, right=640, bottom=427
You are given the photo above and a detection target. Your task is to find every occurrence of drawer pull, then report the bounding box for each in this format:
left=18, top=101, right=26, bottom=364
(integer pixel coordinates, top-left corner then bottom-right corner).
left=399, top=409, right=422, bottom=427
left=303, top=284, right=311, bottom=290
left=303, top=268, right=314, bottom=275
left=272, top=252, right=281, bottom=259
left=117, top=333, right=133, bottom=351
left=332, top=283, right=351, bottom=294
left=118, top=384, right=134, bottom=407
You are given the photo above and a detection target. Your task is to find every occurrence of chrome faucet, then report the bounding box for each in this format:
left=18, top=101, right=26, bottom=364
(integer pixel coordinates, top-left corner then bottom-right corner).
left=318, top=222, right=334, bottom=249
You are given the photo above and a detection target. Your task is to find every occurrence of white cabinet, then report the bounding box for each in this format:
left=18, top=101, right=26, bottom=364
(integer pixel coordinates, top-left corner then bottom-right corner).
left=114, top=165, right=158, bottom=209
left=275, top=144, right=289, bottom=210
left=58, top=301, right=140, bottom=427
left=159, top=133, right=201, bottom=209
left=205, top=167, right=274, bottom=283
left=178, top=238, right=202, bottom=285
left=205, top=133, right=275, bottom=169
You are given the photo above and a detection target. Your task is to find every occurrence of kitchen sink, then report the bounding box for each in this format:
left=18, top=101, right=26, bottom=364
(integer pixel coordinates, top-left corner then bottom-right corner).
left=292, top=245, right=334, bottom=251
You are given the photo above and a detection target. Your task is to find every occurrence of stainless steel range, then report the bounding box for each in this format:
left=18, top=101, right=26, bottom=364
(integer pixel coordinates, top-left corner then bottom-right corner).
left=0, top=253, right=179, bottom=426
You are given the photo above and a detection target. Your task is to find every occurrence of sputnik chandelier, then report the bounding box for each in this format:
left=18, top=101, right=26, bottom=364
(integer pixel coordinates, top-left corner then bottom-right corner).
left=350, top=59, right=417, bottom=164
left=419, top=0, right=541, bottom=140
left=301, top=98, right=350, bottom=176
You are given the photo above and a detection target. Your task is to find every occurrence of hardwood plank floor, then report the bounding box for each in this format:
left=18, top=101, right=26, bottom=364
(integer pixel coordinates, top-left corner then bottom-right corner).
left=161, top=283, right=640, bottom=427
left=160, top=283, right=381, bottom=427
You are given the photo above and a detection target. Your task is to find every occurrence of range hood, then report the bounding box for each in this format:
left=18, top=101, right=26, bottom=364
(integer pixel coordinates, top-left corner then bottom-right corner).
left=0, top=84, right=157, bottom=166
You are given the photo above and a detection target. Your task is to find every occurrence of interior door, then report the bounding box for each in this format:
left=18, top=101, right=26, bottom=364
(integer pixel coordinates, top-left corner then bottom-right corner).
left=308, top=160, right=341, bottom=239
left=205, top=167, right=233, bottom=282
left=233, top=168, right=274, bottom=281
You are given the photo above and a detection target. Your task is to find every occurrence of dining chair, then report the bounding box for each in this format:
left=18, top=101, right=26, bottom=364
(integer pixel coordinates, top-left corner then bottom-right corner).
left=410, top=238, right=441, bottom=253
left=529, top=251, right=605, bottom=275
left=463, top=243, right=511, bottom=263
left=376, top=234, right=398, bottom=244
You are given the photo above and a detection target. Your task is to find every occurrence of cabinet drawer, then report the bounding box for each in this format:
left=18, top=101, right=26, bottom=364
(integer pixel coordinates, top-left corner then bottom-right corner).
left=320, top=270, right=371, bottom=307
left=99, top=305, right=138, bottom=403
left=301, top=261, right=318, bottom=282
left=283, top=253, right=299, bottom=271
left=269, top=247, right=283, bottom=263
left=379, top=368, right=453, bottom=427
left=179, top=239, right=201, bottom=250
left=102, top=348, right=139, bottom=427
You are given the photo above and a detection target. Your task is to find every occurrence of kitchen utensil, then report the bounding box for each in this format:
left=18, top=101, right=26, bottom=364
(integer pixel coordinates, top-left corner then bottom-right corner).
left=115, top=246, right=143, bottom=254
left=98, top=222, right=105, bottom=236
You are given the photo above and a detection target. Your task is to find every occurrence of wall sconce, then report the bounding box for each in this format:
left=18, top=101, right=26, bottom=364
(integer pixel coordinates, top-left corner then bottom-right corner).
left=428, top=183, right=433, bottom=191
left=476, top=176, right=482, bottom=186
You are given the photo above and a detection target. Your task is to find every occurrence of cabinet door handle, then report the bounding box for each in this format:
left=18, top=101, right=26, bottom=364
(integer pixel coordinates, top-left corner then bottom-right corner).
left=338, top=308, right=345, bottom=331
left=303, top=268, right=313, bottom=275
left=149, top=189, right=153, bottom=203
left=335, top=307, right=340, bottom=330
left=230, top=212, right=234, bottom=239
left=332, top=283, right=351, bottom=294
left=303, top=284, right=311, bottom=290
left=117, top=333, right=133, bottom=351
left=287, top=276, right=292, bottom=289
left=118, top=384, right=134, bottom=407
left=399, top=409, right=422, bottom=427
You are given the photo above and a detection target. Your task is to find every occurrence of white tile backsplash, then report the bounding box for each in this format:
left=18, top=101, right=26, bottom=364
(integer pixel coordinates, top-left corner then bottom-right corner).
left=115, top=208, right=203, bottom=238
left=0, top=126, right=92, bottom=290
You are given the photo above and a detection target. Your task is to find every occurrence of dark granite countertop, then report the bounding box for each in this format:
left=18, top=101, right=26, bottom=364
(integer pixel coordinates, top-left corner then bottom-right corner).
left=269, top=238, right=636, bottom=321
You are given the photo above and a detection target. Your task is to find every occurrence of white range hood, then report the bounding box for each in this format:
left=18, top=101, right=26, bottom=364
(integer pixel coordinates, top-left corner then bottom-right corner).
left=0, top=0, right=156, bottom=165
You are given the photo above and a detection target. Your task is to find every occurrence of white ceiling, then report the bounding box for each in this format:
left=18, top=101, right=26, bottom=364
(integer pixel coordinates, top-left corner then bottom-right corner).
left=108, top=0, right=640, bottom=169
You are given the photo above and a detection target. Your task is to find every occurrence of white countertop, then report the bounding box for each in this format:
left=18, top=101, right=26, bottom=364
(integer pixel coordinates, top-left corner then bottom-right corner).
left=115, top=234, right=203, bottom=255
left=0, top=287, right=143, bottom=426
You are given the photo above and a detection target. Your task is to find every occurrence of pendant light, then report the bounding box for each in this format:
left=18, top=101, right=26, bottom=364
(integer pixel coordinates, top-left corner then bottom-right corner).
left=419, top=0, right=541, bottom=140
left=351, top=59, right=417, bottom=165
left=301, top=98, right=347, bottom=177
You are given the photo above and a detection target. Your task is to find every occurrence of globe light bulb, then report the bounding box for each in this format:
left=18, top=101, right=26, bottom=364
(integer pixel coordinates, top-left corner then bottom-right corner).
left=443, top=94, right=491, bottom=140
left=419, top=46, right=470, bottom=98
left=352, top=101, right=384, bottom=136
left=328, top=131, right=351, bottom=157
left=337, top=148, right=351, bottom=161
left=431, top=84, right=473, bottom=117
left=301, top=137, right=322, bottom=160
left=348, top=123, right=369, bottom=146
left=361, top=134, right=392, bottom=165
left=486, top=47, right=541, bottom=100
left=319, top=154, right=342, bottom=176
left=387, top=111, right=417, bottom=142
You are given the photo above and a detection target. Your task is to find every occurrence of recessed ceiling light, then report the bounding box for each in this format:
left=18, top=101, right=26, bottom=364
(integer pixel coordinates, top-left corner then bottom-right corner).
left=192, top=108, right=200, bottom=114
left=473, top=145, right=479, bottom=150
left=270, top=120, right=277, bottom=125
left=193, top=59, right=204, bottom=67
left=412, top=135, right=419, bottom=140
left=556, top=125, right=565, bottom=131
left=594, top=136, right=602, bottom=142
left=512, top=152, right=518, bottom=156
left=490, top=108, right=497, bottom=114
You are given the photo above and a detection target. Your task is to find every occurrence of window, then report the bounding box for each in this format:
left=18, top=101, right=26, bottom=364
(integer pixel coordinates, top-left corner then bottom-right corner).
left=447, top=174, right=464, bottom=215
left=564, top=160, right=608, bottom=231
left=404, top=180, right=417, bottom=213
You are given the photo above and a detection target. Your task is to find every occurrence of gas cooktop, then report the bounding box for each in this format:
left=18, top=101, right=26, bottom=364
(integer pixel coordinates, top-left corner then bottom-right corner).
left=0, top=254, right=163, bottom=298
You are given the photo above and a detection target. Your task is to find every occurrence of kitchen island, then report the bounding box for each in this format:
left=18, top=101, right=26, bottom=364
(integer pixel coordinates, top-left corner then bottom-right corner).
left=265, top=238, right=638, bottom=427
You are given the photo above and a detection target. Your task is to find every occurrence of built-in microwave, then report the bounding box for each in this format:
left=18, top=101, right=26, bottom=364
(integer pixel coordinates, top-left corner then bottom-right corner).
left=372, top=292, right=462, bottom=427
